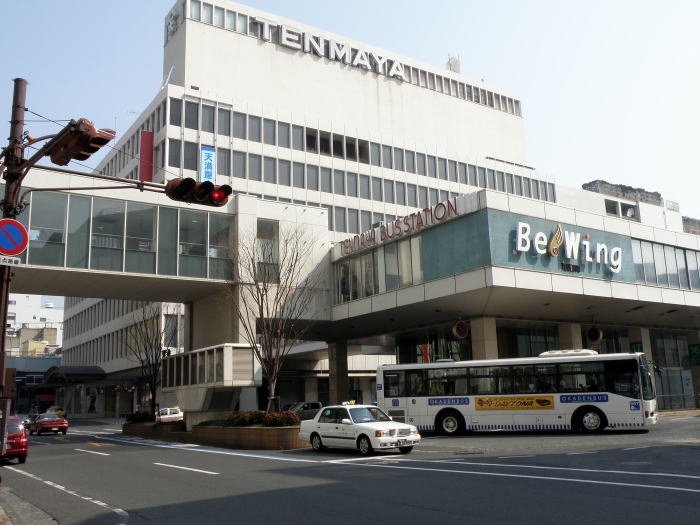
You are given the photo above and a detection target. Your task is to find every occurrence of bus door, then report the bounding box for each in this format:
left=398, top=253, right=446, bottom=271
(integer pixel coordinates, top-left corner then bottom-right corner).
left=403, top=369, right=428, bottom=427
left=381, top=370, right=409, bottom=423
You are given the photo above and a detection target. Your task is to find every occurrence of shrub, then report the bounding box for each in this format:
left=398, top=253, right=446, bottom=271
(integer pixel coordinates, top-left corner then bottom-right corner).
left=263, top=410, right=301, bottom=427
left=226, top=410, right=266, bottom=426
left=126, top=411, right=152, bottom=423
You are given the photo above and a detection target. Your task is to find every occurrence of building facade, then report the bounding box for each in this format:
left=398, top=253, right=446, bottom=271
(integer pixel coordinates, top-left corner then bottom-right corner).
left=32, top=0, right=698, bottom=418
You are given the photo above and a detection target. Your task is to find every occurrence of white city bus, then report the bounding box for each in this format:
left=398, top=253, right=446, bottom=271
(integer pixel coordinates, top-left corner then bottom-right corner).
left=377, top=350, right=657, bottom=434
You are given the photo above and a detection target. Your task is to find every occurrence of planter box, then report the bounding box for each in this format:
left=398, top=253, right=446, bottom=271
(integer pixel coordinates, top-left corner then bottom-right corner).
left=192, top=425, right=309, bottom=450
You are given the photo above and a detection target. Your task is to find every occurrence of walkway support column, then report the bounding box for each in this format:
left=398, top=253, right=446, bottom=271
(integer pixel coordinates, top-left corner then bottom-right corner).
left=558, top=323, right=583, bottom=350
left=328, top=342, right=348, bottom=405
left=470, top=318, right=499, bottom=361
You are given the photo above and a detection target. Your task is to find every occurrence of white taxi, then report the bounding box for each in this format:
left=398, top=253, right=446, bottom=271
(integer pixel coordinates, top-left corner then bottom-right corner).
left=299, top=404, right=420, bottom=455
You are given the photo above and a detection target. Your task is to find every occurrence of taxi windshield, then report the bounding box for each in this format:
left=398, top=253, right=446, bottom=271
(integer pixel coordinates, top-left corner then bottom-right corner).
left=349, top=407, right=391, bottom=423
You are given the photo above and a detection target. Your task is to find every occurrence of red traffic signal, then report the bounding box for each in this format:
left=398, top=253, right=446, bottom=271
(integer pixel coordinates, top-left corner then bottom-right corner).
left=165, top=178, right=233, bottom=207
left=49, top=118, right=116, bottom=166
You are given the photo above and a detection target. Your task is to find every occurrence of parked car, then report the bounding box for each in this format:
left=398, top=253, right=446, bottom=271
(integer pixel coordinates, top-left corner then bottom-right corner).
left=156, top=407, right=184, bottom=423
left=287, top=402, right=322, bottom=420
left=1, top=417, right=28, bottom=463
left=46, top=406, right=67, bottom=417
left=299, top=404, right=421, bottom=455
left=28, top=414, right=69, bottom=436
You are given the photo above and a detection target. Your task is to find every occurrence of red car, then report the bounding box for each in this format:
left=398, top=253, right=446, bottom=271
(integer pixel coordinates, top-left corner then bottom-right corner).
left=2, top=417, right=28, bottom=463
left=28, top=413, right=69, bottom=436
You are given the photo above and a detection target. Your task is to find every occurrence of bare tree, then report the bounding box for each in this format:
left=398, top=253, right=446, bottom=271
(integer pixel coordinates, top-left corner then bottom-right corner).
left=126, top=302, right=178, bottom=420
left=231, top=221, right=323, bottom=413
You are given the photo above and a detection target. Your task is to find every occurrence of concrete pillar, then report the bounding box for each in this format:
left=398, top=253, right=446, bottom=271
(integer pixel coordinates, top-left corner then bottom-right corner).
left=629, top=327, right=656, bottom=391
left=558, top=323, right=583, bottom=350
left=239, top=387, right=258, bottom=411
left=190, top=290, right=249, bottom=349
left=328, top=342, right=349, bottom=405
left=470, top=318, right=499, bottom=360
left=304, top=377, right=318, bottom=402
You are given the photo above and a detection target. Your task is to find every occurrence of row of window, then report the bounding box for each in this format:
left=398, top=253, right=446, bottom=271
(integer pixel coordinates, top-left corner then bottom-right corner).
left=167, top=102, right=539, bottom=195
left=64, top=299, right=150, bottom=340
left=631, top=239, right=700, bottom=290
left=63, top=327, right=129, bottom=366
left=187, top=2, right=522, bottom=117
left=162, top=348, right=224, bottom=387
left=382, top=359, right=644, bottom=399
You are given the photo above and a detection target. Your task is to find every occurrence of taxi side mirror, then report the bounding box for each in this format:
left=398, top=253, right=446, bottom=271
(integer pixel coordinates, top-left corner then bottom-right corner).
left=341, top=418, right=352, bottom=425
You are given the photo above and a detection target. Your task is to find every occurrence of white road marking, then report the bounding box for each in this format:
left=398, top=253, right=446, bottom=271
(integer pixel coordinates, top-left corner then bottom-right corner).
left=336, top=462, right=700, bottom=495
left=623, top=446, right=650, bottom=451
left=154, top=462, right=219, bottom=475
left=567, top=451, right=597, bottom=455
left=5, top=466, right=128, bottom=525
left=70, top=430, right=114, bottom=435
left=427, top=459, right=700, bottom=481
left=669, top=417, right=693, bottom=421
left=74, top=448, right=111, bottom=456
left=327, top=455, right=398, bottom=463
left=497, top=455, right=534, bottom=459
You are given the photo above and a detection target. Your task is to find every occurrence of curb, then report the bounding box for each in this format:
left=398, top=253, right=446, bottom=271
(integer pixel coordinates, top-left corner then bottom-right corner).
left=0, top=488, right=56, bottom=525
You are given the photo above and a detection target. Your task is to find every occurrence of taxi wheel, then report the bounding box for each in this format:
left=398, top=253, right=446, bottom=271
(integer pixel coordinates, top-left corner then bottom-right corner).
left=18, top=457, right=26, bottom=464
left=357, top=435, right=373, bottom=456
left=398, top=446, right=413, bottom=454
left=310, top=433, right=325, bottom=452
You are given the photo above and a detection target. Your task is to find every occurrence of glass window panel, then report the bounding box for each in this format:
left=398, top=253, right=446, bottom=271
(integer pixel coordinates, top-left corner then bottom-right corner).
left=225, top=10, right=236, bottom=30
left=179, top=209, right=207, bottom=277
left=457, top=163, right=467, bottom=185
left=398, top=238, right=412, bottom=287
left=307, top=165, right=319, bottom=191
left=332, top=134, right=344, bottom=158
left=653, top=243, right=668, bottom=286
left=217, top=108, right=230, bottom=136
left=361, top=210, right=371, bottom=232
left=169, top=98, right=182, bottom=126
left=370, top=142, right=381, bottom=167
left=416, top=153, right=426, bottom=176
left=237, top=13, right=247, bottom=34
left=248, top=154, right=261, bottom=181
left=29, top=192, right=66, bottom=267
left=91, top=198, right=124, bottom=271
left=418, top=186, right=428, bottom=208
left=217, top=148, right=230, bottom=176
left=360, top=175, right=370, bottom=199
left=347, top=209, right=359, bottom=234
left=202, top=3, right=213, bottom=23
left=548, top=183, right=556, bottom=202
left=429, top=188, right=438, bottom=205
left=631, top=239, right=645, bottom=283
left=382, top=145, right=393, bottom=169
left=373, top=212, right=384, bottom=225
left=383, top=180, right=394, bottom=203
left=393, top=148, right=404, bottom=171
left=676, top=248, right=689, bottom=289
left=357, top=140, right=369, bottom=163
left=125, top=202, right=156, bottom=274
left=345, top=137, right=357, bottom=160
left=665, top=245, right=680, bottom=287
left=407, top=184, right=417, bottom=207
left=396, top=182, right=406, bottom=205
left=523, top=177, right=532, bottom=198
left=233, top=112, right=246, bottom=139
left=201, top=105, right=215, bottom=133
left=305, top=129, right=318, bottom=152
left=384, top=243, right=399, bottom=291
left=264, top=156, right=277, bottom=184
left=278, top=122, right=290, bottom=148
left=321, top=168, right=332, bottom=193
left=158, top=207, right=178, bottom=275
left=687, top=251, right=700, bottom=290
left=233, top=151, right=246, bottom=178
left=467, top=165, right=477, bottom=186
left=448, top=160, right=457, bottom=182
left=427, top=156, right=437, bottom=178
left=263, top=119, right=276, bottom=145
left=438, top=158, right=447, bottom=180
left=248, top=116, right=261, bottom=142
left=440, top=190, right=449, bottom=202
left=531, top=179, right=540, bottom=199
left=334, top=170, right=345, bottom=195
left=319, top=132, right=331, bottom=155
left=640, top=241, right=656, bottom=285
left=506, top=173, right=514, bottom=193
left=66, top=195, right=90, bottom=269
left=405, top=151, right=415, bottom=173
left=292, top=125, right=304, bottom=150
left=371, top=177, right=382, bottom=201
left=168, top=139, right=181, bottom=168
left=184, top=141, right=198, bottom=171
left=496, top=171, right=506, bottom=192
left=334, top=207, right=346, bottom=233
left=293, top=162, right=305, bottom=188
left=346, top=172, right=358, bottom=197
left=185, top=102, right=198, bottom=130
left=278, top=159, right=290, bottom=186
left=209, top=213, right=233, bottom=280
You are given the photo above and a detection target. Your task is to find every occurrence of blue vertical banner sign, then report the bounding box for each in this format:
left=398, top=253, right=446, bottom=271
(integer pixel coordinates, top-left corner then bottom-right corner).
left=200, top=146, right=216, bottom=183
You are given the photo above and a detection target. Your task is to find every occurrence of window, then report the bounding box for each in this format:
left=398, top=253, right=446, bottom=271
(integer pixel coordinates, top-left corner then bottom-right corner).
left=347, top=172, right=358, bottom=197
left=371, top=178, right=382, bottom=201
left=427, top=156, right=437, bottom=178
left=248, top=154, right=261, bottom=181
left=263, top=119, right=276, bottom=145
left=217, top=148, right=230, bottom=176
left=184, top=142, right=197, bottom=171
left=332, top=134, right=344, bottom=158
left=233, top=151, right=246, bottom=178
left=321, top=168, right=332, bottom=193
left=278, top=122, right=290, bottom=148
left=487, top=169, right=496, bottom=189
left=416, top=153, right=426, bottom=176
left=264, top=157, right=277, bottom=184
left=169, top=98, right=182, bottom=126
left=357, top=140, right=369, bottom=163
left=293, top=162, right=305, bottom=188
left=278, top=159, right=290, bottom=186
left=361, top=210, right=371, bottom=231
left=256, top=219, right=279, bottom=283
left=348, top=209, right=359, bottom=234
left=248, top=116, right=261, bottom=142
left=201, top=105, right=215, bottom=133
left=418, top=186, right=428, bottom=208
left=292, top=125, right=304, bottom=150
left=382, top=145, right=393, bottom=169
left=319, top=131, right=331, bottom=155
left=438, top=158, right=447, bottom=180
left=395, top=182, right=406, bottom=205
left=393, top=148, right=404, bottom=171
left=334, top=207, right=346, bottom=232
left=307, top=165, right=319, bottom=191
left=407, top=184, right=417, bottom=207
left=383, top=180, right=394, bottom=203
left=370, top=142, right=381, bottom=167
left=217, top=108, right=230, bottom=136
left=168, top=139, right=181, bottom=168
left=334, top=170, right=345, bottom=195
left=360, top=175, right=370, bottom=199
left=405, top=151, right=415, bottom=173
left=233, top=112, right=246, bottom=139
left=185, top=102, right=199, bottom=130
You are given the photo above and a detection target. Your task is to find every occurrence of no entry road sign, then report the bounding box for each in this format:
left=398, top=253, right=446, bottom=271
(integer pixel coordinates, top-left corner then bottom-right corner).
left=0, top=219, right=28, bottom=257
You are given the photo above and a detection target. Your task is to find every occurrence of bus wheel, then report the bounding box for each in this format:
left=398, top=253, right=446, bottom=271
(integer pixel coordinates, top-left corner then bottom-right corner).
left=574, top=407, right=607, bottom=433
left=436, top=410, right=464, bottom=436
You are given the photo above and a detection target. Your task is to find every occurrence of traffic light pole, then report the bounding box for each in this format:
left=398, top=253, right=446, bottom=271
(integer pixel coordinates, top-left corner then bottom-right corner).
left=0, top=78, right=28, bottom=456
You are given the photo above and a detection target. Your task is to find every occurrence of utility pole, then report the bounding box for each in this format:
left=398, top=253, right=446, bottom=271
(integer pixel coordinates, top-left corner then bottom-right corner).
left=0, top=78, right=118, bottom=455
left=0, top=78, right=28, bottom=455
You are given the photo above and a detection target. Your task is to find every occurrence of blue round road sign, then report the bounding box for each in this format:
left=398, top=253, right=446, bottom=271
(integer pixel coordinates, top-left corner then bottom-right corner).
left=0, top=219, right=29, bottom=256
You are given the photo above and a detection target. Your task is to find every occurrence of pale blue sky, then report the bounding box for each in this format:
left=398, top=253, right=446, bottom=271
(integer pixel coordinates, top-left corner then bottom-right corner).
left=4, top=1, right=700, bottom=216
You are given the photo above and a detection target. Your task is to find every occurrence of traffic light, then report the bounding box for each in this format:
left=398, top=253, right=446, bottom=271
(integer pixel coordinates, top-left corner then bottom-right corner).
left=48, top=118, right=116, bottom=166
left=165, top=178, right=233, bottom=207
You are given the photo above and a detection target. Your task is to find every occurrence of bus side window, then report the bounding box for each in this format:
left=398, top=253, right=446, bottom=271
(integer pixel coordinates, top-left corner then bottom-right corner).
left=406, top=370, right=427, bottom=397
left=384, top=372, right=405, bottom=398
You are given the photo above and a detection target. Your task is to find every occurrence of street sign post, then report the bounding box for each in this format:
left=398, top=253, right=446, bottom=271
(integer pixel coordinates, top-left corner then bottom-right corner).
left=0, top=219, right=28, bottom=257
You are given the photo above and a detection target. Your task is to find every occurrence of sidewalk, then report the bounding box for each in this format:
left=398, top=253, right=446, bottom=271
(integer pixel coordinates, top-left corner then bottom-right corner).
left=0, top=487, right=55, bottom=525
